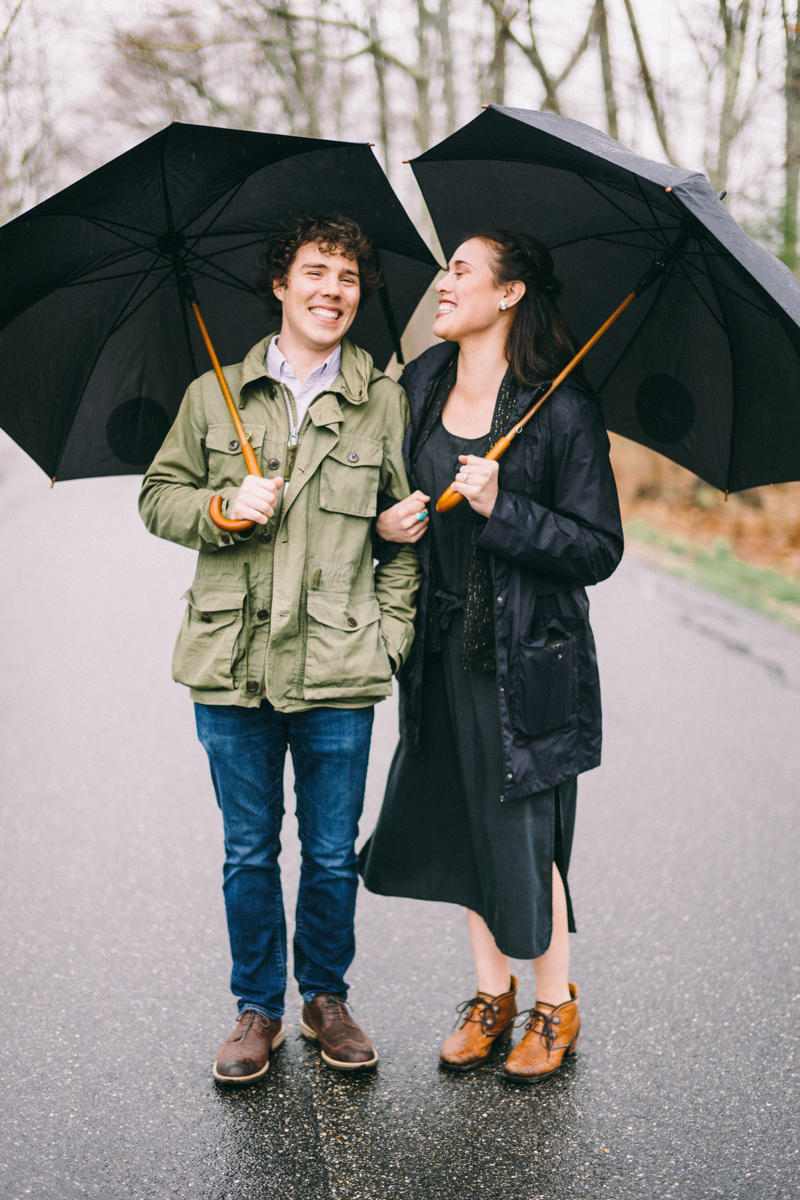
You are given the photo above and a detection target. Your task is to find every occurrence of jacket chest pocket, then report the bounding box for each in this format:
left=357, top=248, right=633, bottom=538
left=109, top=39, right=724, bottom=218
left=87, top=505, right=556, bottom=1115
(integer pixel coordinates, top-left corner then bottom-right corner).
left=172, top=586, right=247, bottom=690
left=511, top=615, right=582, bottom=739
left=319, top=438, right=383, bottom=518
left=205, top=425, right=267, bottom=490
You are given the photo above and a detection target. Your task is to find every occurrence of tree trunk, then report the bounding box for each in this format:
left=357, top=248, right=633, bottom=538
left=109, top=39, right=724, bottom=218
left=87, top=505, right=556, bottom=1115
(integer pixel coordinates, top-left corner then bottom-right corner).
left=367, top=1, right=391, bottom=171
left=710, top=1, right=750, bottom=194
left=483, top=0, right=511, bottom=105
left=594, top=0, right=618, bottom=139
left=414, top=0, right=431, bottom=151
left=435, top=0, right=457, bottom=134
left=783, top=3, right=800, bottom=272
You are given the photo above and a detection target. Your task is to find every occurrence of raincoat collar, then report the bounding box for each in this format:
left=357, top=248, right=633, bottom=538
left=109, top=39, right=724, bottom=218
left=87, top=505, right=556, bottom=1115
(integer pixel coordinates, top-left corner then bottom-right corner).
left=238, top=333, right=374, bottom=410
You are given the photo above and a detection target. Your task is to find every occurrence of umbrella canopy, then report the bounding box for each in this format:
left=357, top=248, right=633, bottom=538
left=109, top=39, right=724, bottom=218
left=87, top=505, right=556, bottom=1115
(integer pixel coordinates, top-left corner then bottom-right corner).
left=411, top=106, right=800, bottom=493
left=0, top=122, right=439, bottom=481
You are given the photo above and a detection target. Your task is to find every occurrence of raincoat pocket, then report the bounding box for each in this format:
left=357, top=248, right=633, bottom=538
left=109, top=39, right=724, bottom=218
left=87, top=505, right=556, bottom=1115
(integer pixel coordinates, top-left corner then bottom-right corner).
left=319, top=438, right=383, bottom=518
left=205, top=425, right=265, bottom=491
left=511, top=616, right=582, bottom=739
left=304, top=592, right=392, bottom=693
left=172, top=586, right=247, bottom=690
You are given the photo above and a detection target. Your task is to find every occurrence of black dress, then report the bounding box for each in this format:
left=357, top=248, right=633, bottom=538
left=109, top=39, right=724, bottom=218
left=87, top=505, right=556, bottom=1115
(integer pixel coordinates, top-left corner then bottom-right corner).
left=360, top=416, right=577, bottom=960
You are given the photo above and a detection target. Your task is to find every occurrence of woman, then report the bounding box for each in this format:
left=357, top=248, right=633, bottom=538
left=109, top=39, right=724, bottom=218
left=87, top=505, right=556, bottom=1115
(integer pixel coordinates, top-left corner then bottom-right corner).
left=359, top=230, right=623, bottom=1082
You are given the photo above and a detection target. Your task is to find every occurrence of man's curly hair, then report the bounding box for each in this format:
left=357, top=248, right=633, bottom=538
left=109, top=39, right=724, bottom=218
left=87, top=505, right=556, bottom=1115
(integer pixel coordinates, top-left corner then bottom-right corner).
left=254, top=214, right=382, bottom=318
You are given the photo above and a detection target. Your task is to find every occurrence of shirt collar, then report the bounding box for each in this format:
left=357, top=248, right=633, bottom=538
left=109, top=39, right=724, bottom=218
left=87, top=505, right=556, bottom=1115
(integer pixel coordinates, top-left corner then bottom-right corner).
left=266, top=336, right=342, bottom=385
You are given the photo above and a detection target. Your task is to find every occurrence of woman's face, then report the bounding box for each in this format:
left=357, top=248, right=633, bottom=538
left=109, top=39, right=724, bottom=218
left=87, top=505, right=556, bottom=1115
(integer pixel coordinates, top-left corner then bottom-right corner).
left=433, top=238, right=520, bottom=342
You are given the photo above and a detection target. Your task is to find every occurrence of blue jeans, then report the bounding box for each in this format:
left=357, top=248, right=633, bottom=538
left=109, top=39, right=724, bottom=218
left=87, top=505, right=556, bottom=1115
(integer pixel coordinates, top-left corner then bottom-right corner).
left=194, top=700, right=374, bottom=1020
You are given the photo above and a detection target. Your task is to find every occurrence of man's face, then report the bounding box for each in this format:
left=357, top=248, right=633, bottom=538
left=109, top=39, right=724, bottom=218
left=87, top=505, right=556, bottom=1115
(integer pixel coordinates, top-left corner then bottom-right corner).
left=273, top=242, right=361, bottom=353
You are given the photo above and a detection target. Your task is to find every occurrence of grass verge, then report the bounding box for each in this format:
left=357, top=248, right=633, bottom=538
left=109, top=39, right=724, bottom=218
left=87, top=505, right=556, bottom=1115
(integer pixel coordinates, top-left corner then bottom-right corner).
left=624, top=518, right=800, bottom=632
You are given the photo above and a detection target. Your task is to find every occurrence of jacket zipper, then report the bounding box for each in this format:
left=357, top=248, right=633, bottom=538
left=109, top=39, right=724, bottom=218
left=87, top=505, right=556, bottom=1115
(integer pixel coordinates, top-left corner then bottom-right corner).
left=272, top=383, right=299, bottom=530
left=280, top=382, right=299, bottom=479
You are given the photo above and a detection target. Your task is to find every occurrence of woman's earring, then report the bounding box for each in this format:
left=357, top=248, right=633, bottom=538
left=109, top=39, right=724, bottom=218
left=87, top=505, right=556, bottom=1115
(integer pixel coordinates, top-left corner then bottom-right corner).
left=499, top=301, right=507, bottom=311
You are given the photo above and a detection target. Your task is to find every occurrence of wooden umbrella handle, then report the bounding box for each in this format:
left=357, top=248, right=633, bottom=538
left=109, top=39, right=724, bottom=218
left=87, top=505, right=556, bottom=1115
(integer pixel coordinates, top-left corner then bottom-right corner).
left=435, top=289, right=638, bottom=514
left=189, top=300, right=262, bottom=533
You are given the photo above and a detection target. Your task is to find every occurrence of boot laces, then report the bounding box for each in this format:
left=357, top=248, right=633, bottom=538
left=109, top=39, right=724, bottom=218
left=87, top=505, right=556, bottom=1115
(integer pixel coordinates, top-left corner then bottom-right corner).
left=453, top=995, right=502, bottom=1036
left=517, top=1005, right=561, bottom=1051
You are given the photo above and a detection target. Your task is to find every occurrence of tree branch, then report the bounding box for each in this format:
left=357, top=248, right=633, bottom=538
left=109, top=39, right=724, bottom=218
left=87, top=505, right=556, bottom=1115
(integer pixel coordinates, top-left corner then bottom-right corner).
left=0, top=0, right=26, bottom=48
left=621, top=0, right=677, bottom=164
left=554, top=1, right=597, bottom=89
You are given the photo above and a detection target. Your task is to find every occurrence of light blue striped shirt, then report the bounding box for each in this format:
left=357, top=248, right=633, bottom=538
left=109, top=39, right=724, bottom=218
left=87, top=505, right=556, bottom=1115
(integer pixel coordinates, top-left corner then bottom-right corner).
left=266, top=337, right=342, bottom=428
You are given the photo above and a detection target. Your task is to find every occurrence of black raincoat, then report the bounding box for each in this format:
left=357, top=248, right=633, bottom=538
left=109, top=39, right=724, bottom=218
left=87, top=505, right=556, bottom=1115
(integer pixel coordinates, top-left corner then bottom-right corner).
left=395, top=343, right=623, bottom=798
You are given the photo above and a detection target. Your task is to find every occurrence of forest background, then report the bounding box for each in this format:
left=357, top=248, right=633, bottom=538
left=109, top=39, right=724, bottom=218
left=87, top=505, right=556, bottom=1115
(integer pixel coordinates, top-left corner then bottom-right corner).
left=5, top=0, right=800, bottom=623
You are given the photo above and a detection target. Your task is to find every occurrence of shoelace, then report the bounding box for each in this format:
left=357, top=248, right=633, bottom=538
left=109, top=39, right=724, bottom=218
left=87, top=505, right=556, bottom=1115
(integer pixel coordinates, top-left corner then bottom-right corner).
left=233, top=1011, right=271, bottom=1041
left=453, top=995, right=503, bottom=1036
left=315, top=995, right=358, bottom=1028
left=515, top=1005, right=562, bottom=1051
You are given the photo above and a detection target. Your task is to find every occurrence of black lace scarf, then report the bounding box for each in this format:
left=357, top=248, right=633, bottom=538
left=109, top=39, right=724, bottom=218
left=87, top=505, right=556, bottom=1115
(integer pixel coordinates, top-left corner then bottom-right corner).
left=412, top=352, right=519, bottom=671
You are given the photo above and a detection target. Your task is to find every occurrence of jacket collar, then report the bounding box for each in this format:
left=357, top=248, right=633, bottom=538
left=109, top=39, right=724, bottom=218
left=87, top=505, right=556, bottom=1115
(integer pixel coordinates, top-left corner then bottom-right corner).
left=238, top=333, right=374, bottom=412
left=401, top=341, right=457, bottom=429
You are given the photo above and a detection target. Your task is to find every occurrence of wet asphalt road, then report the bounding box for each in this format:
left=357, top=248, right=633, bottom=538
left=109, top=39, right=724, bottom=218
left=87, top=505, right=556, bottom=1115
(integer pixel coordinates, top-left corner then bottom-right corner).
left=1, top=430, right=799, bottom=1200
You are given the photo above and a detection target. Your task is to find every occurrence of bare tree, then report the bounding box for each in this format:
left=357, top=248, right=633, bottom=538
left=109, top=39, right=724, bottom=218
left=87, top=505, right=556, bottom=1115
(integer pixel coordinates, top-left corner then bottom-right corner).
left=484, top=0, right=597, bottom=115
left=480, top=0, right=512, bottom=106
left=0, top=0, right=61, bottom=221
left=594, top=0, right=618, bottom=139
left=783, top=1, right=800, bottom=271
left=621, top=0, right=677, bottom=164
left=434, top=0, right=457, bottom=135
left=366, top=0, right=391, bottom=166
left=710, top=1, right=752, bottom=193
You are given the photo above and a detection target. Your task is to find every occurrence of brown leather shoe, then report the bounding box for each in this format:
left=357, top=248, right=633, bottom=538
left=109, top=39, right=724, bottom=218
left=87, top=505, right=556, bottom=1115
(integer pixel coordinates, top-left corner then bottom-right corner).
left=300, top=994, right=378, bottom=1070
left=502, top=982, right=580, bottom=1084
left=439, top=975, right=518, bottom=1071
left=213, top=1010, right=285, bottom=1085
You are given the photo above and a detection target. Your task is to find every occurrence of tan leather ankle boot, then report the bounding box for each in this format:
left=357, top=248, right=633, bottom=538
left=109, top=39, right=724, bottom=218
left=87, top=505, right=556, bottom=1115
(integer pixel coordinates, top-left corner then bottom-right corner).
left=439, top=975, right=518, bottom=1071
left=502, top=982, right=580, bottom=1083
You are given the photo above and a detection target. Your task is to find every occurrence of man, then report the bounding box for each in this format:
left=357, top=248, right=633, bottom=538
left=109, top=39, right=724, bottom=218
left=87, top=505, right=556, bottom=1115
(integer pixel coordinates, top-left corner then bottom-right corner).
left=139, top=214, right=420, bottom=1083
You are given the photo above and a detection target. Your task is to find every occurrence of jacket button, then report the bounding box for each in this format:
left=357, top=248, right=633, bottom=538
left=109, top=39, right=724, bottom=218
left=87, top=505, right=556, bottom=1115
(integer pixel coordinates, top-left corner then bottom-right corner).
left=268, top=458, right=280, bottom=470
left=260, top=532, right=272, bottom=544
left=347, top=451, right=359, bottom=463
left=221, top=534, right=231, bottom=544
left=200, top=613, right=212, bottom=623
left=246, top=681, right=259, bottom=693
left=497, top=596, right=503, bottom=604
left=257, top=608, right=269, bottom=620
left=347, top=616, right=358, bottom=627
left=506, top=773, right=513, bottom=780
left=228, top=439, right=240, bottom=452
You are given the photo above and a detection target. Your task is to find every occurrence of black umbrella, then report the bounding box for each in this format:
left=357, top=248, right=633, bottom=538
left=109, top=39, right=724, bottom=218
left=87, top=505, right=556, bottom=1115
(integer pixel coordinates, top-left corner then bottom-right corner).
left=0, top=121, right=439, bottom=491
left=411, top=106, right=800, bottom=498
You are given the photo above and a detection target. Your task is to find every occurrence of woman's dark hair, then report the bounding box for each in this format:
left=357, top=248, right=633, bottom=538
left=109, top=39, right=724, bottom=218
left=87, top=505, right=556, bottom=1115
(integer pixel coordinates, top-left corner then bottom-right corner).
left=254, top=213, right=382, bottom=318
left=471, top=229, right=585, bottom=388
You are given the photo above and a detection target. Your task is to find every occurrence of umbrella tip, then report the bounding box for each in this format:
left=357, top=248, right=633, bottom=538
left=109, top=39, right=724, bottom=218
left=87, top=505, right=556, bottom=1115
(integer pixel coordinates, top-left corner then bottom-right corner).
left=725, top=489, right=729, bottom=501
left=482, top=104, right=490, bottom=109
left=402, top=159, right=410, bottom=164
left=367, top=142, right=375, bottom=147
left=665, top=186, right=673, bottom=193
left=50, top=476, right=56, bottom=488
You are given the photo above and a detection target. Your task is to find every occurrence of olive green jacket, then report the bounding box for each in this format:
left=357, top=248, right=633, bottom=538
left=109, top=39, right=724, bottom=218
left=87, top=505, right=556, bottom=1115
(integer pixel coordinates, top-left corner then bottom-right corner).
left=139, top=335, right=420, bottom=711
